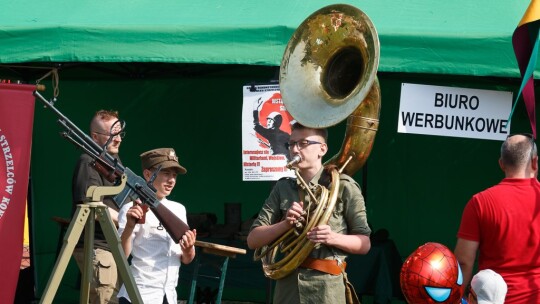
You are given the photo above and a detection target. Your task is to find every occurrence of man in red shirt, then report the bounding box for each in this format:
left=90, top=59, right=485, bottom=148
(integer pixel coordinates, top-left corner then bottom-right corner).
left=455, top=133, right=540, bottom=303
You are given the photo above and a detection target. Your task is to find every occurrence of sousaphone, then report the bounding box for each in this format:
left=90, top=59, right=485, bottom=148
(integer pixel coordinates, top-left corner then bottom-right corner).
left=254, top=4, right=381, bottom=279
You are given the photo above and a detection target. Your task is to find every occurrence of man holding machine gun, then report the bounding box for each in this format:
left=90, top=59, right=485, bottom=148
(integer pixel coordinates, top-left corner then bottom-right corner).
left=247, top=123, right=371, bottom=303
left=72, top=109, right=124, bottom=303
left=117, top=148, right=196, bottom=304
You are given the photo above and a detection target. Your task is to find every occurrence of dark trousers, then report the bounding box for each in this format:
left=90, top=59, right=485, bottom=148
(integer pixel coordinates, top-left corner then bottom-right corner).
left=119, top=296, right=169, bottom=304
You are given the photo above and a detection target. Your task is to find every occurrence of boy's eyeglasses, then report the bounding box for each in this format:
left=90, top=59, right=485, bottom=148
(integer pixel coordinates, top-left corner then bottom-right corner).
left=285, top=140, right=322, bottom=151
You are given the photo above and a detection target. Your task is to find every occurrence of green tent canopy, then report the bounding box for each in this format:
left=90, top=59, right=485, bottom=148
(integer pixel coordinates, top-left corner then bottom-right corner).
left=3, top=2, right=538, bottom=302
left=0, top=0, right=535, bottom=78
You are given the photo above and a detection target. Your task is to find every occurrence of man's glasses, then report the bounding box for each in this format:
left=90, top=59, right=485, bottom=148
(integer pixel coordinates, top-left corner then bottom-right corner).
left=93, top=131, right=126, bottom=139
left=285, top=139, right=322, bottom=151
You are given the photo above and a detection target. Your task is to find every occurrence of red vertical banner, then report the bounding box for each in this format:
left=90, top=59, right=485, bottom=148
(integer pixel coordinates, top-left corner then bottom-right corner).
left=0, top=83, right=35, bottom=304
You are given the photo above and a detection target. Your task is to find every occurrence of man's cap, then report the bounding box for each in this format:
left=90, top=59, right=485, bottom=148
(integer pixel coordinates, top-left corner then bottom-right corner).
left=471, top=269, right=507, bottom=304
left=140, top=148, right=187, bottom=174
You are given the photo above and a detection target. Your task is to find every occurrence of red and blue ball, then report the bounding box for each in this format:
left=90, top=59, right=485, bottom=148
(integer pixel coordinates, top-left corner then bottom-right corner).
left=400, top=242, right=464, bottom=304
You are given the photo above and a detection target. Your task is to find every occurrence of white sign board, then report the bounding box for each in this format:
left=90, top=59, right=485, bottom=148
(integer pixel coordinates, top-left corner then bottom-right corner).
left=241, top=84, right=295, bottom=181
left=398, top=83, right=513, bottom=141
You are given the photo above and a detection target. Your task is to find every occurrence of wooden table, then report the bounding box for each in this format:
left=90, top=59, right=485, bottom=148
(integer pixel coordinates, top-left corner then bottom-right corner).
left=188, top=240, right=247, bottom=304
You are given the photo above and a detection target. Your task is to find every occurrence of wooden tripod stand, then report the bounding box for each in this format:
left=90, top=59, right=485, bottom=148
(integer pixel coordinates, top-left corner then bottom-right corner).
left=40, top=175, right=143, bottom=304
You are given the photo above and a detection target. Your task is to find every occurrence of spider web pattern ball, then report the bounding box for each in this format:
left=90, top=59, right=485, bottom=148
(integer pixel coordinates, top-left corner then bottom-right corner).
left=400, top=242, right=463, bottom=304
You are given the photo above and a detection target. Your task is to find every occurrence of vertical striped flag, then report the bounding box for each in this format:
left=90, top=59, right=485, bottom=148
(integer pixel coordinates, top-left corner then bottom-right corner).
left=0, top=83, right=35, bottom=303
left=511, top=0, right=540, bottom=138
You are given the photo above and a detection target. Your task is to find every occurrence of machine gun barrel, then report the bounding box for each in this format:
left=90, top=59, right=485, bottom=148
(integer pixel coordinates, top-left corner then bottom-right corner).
left=34, top=91, right=190, bottom=243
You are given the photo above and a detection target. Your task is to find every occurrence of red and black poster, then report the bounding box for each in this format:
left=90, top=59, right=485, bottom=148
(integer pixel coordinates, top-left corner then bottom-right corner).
left=242, top=84, right=295, bottom=181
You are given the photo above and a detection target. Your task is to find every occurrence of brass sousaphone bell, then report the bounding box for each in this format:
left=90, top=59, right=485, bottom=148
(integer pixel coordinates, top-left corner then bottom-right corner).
left=254, top=4, right=381, bottom=279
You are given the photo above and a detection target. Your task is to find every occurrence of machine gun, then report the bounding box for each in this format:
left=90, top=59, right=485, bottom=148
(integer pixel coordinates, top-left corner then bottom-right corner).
left=34, top=91, right=190, bottom=243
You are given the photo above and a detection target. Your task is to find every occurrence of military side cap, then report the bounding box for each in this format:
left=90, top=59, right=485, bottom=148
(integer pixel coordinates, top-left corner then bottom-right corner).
left=140, top=148, right=187, bottom=174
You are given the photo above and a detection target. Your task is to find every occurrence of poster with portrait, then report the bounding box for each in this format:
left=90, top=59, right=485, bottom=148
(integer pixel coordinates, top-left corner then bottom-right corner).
left=242, top=84, right=295, bottom=181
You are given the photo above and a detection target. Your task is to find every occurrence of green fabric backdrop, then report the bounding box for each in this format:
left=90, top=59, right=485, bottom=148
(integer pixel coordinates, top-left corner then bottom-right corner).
left=16, top=64, right=529, bottom=302
left=0, top=0, right=536, bottom=301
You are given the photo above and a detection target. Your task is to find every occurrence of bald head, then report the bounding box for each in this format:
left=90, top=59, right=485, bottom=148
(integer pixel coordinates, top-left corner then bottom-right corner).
left=500, top=134, right=537, bottom=176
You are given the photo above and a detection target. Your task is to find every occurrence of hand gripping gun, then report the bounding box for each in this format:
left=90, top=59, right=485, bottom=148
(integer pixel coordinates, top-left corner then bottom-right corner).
left=34, top=91, right=190, bottom=243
